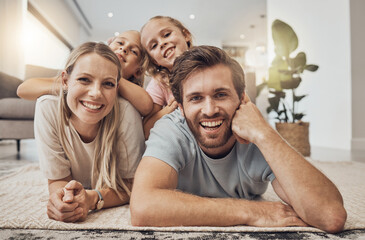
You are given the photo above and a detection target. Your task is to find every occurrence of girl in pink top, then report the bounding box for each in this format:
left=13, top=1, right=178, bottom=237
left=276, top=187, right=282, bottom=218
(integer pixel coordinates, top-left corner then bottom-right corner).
left=141, top=16, right=193, bottom=138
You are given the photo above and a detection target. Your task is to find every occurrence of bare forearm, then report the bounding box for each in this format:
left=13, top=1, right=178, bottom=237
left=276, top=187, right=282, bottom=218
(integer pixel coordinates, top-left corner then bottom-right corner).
left=118, top=79, right=153, bottom=116
left=142, top=104, right=165, bottom=139
left=93, top=188, right=130, bottom=209
left=17, top=77, right=59, bottom=100
left=131, top=189, right=250, bottom=227
left=256, top=128, right=346, bottom=230
left=48, top=176, right=72, bottom=195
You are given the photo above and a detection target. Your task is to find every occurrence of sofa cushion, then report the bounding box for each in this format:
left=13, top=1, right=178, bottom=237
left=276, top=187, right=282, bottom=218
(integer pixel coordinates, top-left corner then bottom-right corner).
left=25, top=64, right=60, bottom=79
left=0, top=72, right=23, bottom=99
left=0, top=98, right=36, bottom=119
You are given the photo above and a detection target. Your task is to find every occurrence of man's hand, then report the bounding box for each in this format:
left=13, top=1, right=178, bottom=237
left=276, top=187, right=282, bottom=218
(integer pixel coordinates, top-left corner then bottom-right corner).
left=232, top=98, right=273, bottom=145
left=248, top=201, right=308, bottom=227
left=47, top=187, right=83, bottom=222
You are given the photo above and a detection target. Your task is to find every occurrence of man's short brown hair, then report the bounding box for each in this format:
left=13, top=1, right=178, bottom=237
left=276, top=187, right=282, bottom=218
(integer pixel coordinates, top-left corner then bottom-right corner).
left=170, top=45, right=245, bottom=104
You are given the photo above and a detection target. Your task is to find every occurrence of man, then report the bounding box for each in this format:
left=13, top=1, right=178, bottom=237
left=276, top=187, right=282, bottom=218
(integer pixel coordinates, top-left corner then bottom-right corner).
left=130, top=46, right=346, bottom=233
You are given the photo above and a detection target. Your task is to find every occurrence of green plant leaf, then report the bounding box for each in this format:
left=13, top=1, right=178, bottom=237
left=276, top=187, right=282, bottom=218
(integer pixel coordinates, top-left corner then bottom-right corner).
left=280, top=77, right=302, bottom=89
left=268, top=96, right=280, bottom=111
left=269, top=90, right=286, bottom=98
left=268, top=58, right=291, bottom=90
left=272, top=19, right=298, bottom=58
left=267, top=67, right=282, bottom=90
left=256, top=82, right=267, bottom=97
left=289, top=52, right=306, bottom=73
left=305, top=64, right=319, bottom=72
left=294, top=94, right=307, bottom=102
left=294, top=113, right=305, bottom=121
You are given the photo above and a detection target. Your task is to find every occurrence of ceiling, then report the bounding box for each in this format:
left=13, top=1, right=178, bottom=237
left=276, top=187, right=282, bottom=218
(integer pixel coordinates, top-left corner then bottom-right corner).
left=69, top=0, right=267, bottom=48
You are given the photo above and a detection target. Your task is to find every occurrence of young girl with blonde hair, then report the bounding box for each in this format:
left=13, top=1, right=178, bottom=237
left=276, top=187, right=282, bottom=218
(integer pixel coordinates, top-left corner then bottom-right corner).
left=35, top=41, right=145, bottom=222
left=18, top=30, right=153, bottom=117
left=141, top=16, right=193, bottom=138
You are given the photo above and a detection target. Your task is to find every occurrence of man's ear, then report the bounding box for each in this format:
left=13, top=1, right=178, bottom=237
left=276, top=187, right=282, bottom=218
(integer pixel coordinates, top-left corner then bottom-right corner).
left=242, top=92, right=251, bottom=104
left=241, top=92, right=245, bottom=102
left=61, top=71, right=68, bottom=91
left=178, top=103, right=184, bottom=117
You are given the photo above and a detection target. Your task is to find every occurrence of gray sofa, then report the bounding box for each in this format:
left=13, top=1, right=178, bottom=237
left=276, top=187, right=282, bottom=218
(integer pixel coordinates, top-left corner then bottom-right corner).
left=0, top=65, right=59, bottom=152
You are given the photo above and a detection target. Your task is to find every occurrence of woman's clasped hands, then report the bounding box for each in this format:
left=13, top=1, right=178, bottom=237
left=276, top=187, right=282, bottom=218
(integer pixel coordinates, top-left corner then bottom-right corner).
left=47, top=180, right=95, bottom=222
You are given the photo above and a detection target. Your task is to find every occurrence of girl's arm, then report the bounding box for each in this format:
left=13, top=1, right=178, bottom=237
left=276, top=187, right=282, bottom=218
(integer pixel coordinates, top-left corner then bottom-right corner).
left=17, top=77, right=60, bottom=100
left=118, top=78, right=153, bottom=116
left=142, top=101, right=178, bottom=139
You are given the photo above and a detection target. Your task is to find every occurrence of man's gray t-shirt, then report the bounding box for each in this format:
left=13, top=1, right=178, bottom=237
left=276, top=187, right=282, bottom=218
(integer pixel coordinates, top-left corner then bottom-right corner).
left=143, top=110, right=275, bottom=199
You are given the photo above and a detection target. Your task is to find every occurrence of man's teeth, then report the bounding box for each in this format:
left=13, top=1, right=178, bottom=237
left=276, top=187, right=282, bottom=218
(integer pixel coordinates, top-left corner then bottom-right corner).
left=201, top=120, right=223, bottom=128
left=164, top=48, right=173, bottom=58
left=82, top=101, right=102, bottom=110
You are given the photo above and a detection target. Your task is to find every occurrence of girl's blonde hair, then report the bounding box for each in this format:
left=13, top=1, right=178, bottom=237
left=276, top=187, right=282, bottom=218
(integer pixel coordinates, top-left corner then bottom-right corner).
left=141, top=16, right=193, bottom=88
left=58, top=41, right=131, bottom=198
left=107, top=31, right=148, bottom=87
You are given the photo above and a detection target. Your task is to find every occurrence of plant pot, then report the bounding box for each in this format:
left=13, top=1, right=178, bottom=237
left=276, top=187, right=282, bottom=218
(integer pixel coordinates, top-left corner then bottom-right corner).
left=275, top=121, right=310, bottom=157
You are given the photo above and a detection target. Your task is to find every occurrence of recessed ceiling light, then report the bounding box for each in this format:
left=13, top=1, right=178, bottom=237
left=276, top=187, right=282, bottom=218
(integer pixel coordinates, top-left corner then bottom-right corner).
left=108, top=12, right=113, bottom=18
left=114, top=32, right=120, bottom=36
left=240, top=34, right=245, bottom=39
left=189, top=14, right=195, bottom=20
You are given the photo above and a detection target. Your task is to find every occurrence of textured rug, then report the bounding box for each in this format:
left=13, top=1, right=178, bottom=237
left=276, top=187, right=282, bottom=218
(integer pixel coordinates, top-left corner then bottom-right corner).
left=0, top=160, right=364, bottom=233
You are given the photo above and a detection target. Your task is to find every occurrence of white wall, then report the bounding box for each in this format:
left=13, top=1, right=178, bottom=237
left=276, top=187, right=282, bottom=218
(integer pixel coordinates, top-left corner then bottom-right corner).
left=29, top=0, right=90, bottom=47
left=24, top=12, right=70, bottom=70
left=267, top=0, right=352, bottom=150
left=350, top=0, right=365, bottom=151
left=0, top=0, right=27, bottom=79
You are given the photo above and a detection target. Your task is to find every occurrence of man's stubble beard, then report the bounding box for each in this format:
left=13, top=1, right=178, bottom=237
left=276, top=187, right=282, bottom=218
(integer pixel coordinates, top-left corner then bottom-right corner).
left=184, top=111, right=233, bottom=149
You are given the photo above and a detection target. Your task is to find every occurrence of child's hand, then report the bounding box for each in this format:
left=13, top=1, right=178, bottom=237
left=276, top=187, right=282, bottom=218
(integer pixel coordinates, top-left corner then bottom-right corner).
left=163, top=98, right=178, bottom=114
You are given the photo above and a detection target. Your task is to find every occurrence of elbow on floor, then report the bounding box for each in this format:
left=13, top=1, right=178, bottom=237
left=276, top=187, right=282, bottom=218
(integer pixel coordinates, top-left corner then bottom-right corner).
left=321, top=207, right=347, bottom=233
left=130, top=201, right=153, bottom=227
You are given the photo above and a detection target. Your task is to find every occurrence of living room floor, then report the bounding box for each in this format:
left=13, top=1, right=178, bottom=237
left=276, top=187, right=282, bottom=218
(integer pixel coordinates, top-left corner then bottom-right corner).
left=1, top=139, right=365, bottom=240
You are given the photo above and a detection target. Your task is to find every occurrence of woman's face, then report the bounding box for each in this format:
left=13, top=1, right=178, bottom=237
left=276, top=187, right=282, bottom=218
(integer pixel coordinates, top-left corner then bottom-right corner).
left=109, top=30, right=142, bottom=79
left=141, top=18, right=191, bottom=71
left=62, top=53, right=118, bottom=129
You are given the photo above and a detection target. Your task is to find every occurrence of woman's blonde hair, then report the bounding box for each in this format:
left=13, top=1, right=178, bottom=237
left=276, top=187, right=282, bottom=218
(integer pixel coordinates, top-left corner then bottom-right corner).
left=141, top=16, right=193, bottom=88
left=57, top=41, right=131, bottom=198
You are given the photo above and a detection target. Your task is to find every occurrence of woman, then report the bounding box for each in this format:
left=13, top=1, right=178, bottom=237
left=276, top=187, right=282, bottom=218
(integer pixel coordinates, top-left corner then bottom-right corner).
left=35, top=42, right=145, bottom=222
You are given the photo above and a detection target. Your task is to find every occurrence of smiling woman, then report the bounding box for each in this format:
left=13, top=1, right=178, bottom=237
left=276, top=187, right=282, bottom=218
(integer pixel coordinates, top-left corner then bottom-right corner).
left=34, top=42, right=145, bottom=223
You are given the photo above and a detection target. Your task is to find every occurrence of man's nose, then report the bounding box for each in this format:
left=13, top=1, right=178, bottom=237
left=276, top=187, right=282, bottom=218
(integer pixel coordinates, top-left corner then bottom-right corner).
left=201, top=98, right=218, bottom=116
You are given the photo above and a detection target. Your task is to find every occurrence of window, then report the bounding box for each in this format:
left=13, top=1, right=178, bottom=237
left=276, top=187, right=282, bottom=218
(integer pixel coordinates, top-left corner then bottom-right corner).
left=24, top=11, right=70, bottom=69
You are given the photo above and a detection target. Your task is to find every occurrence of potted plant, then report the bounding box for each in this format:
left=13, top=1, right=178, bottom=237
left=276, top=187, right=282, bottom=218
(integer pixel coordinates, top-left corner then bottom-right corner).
left=257, top=19, right=318, bottom=156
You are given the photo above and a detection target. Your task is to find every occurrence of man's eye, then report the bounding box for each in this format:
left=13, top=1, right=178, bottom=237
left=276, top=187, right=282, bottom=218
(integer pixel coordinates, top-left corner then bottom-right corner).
left=190, top=96, right=202, bottom=102
left=216, top=93, right=227, bottom=98
left=118, top=41, right=123, bottom=45
left=164, top=32, right=171, bottom=38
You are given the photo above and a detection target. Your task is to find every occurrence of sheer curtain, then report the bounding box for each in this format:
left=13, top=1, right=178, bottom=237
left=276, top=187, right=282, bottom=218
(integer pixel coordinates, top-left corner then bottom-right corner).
left=0, top=0, right=27, bottom=79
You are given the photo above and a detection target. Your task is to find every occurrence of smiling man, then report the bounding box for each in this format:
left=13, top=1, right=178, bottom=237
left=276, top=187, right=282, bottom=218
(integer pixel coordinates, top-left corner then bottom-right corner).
left=130, top=46, right=347, bottom=233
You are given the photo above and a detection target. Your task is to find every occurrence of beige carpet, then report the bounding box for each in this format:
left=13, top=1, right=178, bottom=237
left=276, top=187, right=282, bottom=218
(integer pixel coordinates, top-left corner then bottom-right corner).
left=0, top=160, right=364, bottom=233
